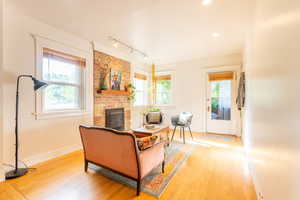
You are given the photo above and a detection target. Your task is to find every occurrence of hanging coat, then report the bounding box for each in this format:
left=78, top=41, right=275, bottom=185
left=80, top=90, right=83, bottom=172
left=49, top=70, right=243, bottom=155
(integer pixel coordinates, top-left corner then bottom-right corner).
left=236, top=72, right=245, bottom=110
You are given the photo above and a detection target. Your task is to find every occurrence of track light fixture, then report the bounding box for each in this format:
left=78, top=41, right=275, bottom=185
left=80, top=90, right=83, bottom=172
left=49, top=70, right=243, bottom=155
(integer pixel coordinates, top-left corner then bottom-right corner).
left=108, top=36, right=149, bottom=61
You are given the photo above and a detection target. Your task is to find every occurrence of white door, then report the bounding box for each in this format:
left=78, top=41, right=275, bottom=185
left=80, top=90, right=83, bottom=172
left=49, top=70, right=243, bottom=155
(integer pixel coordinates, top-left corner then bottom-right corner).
left=206, top=71, right=239, bottom=135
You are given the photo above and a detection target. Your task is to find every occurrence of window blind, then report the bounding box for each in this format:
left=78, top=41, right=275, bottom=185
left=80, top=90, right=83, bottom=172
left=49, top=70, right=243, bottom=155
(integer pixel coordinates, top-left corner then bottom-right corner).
left=43, top=48, right=86, bottom=67
left=134, top=73, right=147, bottom=80
left=208, top=72, right=234, bottom=81
left=155, top=75, right=171, bottom=81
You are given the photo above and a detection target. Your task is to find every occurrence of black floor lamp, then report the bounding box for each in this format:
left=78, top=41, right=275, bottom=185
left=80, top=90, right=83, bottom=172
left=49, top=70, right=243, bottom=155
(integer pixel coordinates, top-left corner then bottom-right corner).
left=5, top=75, right=48, bottom=179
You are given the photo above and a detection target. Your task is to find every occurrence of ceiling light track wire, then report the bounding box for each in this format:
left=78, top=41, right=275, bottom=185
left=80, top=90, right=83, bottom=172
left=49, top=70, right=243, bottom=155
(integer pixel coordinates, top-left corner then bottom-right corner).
left=108, top=36, right=149, bottom=60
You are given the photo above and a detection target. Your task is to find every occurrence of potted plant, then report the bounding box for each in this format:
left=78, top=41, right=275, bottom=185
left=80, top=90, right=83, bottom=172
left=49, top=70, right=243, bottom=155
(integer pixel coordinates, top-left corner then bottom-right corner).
left=148, top=107, right=161, bottom=112
left=126, top=83, right=136, bottom=101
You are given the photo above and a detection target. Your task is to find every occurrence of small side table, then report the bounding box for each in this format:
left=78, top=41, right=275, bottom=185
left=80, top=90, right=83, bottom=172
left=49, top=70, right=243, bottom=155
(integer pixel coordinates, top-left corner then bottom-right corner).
left=132, top=125, right=170, bottom=146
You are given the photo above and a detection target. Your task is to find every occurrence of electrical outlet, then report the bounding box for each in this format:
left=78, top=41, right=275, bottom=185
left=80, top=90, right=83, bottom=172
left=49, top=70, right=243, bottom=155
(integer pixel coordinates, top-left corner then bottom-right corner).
left=258, top=192, right=264, bottom=200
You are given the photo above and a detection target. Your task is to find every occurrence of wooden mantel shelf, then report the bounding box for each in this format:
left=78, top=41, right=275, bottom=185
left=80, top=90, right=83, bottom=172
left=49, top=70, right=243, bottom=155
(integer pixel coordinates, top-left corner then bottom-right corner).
left=96, top=89, right=130, bottom=96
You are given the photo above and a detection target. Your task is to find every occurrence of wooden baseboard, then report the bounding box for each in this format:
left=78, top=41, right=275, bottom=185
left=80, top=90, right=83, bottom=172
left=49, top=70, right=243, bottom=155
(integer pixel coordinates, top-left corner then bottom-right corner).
left=0, top=168, right=4, bottom=182
left=206, top=132, right=240, bottom=137
left=23, top=144, right=83, bottom=167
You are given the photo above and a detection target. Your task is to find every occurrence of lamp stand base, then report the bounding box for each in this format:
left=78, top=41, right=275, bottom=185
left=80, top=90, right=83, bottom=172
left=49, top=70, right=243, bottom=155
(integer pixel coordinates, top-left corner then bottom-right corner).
left=5, top=168, right=28, bottom=179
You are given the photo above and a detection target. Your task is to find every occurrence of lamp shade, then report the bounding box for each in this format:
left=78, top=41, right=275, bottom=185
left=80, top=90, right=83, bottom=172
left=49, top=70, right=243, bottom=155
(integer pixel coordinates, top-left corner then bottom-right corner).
left=32, top=77, right=48, bottom=91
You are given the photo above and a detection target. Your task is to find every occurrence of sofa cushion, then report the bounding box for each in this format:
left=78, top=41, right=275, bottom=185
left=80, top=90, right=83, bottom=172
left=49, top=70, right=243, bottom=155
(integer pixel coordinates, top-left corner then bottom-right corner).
left=137, top=135, right=158, bottom=151
left=178, top=112, right=192, bottom=125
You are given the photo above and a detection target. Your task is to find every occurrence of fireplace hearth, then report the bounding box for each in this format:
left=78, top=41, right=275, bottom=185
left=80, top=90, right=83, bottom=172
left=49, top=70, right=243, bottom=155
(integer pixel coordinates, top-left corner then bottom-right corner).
left=105, top=108, right=125, bottom=131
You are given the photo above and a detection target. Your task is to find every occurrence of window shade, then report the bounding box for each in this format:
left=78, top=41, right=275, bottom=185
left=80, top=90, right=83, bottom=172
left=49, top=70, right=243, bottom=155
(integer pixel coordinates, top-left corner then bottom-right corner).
left=155, top=75, right=171, bottom=81
left=208, top=72, right=234, bottom=81
left=134, top=73, right=147, bottom=80
left=43, top=48, right=86, bottom=67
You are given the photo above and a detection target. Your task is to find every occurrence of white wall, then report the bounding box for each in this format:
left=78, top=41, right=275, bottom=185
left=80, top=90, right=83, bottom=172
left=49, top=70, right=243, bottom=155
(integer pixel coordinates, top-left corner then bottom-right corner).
left=2, top=2, right=93, bottom=167
left=158, top=54, right=243, bottom=132
left=244, top=1, right=300, bottom=200
left=0, top=0, right=4, bottom=182
left=2, top=1, right=150, bottom=169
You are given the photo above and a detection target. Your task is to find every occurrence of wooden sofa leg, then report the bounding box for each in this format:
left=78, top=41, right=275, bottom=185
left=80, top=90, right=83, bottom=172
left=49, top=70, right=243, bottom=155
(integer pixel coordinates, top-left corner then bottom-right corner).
left=162, top=161, right=165, bottom=173
left=84, top=160, right=88, bottom=172
left=137, top=179, right=141, bottom=196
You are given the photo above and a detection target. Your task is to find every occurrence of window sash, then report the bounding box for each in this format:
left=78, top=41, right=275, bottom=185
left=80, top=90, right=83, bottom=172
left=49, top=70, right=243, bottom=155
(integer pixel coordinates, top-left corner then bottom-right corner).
left=42, top=56, right=83, bottom=85
left=43, top=48, right=86, bottom=67
left=155, top=77, right=172, bottom=105
left=42, top=83, right=82, bottom=112
left=41, top=48, right=84, bottom=112
left=134, top=77, right=148, bottom=106
left=135, top=91, right=145, bottom=106
left=44, top=80, right=82, bottom=87
left=156, top=92, right=171, bottom=105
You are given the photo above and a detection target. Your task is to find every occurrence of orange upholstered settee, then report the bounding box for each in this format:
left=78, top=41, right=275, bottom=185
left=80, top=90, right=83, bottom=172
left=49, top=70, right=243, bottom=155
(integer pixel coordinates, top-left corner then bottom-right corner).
left=79, top=125, right=165, bottom=196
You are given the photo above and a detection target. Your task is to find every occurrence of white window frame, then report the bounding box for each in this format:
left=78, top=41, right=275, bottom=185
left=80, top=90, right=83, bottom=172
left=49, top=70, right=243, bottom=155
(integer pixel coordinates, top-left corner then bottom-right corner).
left=133, top=76, right=148, bottom=107
left=154, top=71, right=174, bottom=107
left=133, top=69, right=149, bottom=107
left=33, top=35, right=91, bottom=119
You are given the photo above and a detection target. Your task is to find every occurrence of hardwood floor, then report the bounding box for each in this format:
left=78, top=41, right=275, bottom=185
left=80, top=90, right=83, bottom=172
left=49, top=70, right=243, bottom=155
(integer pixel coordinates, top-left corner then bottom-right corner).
left=0, top=132, right=257, bottom=200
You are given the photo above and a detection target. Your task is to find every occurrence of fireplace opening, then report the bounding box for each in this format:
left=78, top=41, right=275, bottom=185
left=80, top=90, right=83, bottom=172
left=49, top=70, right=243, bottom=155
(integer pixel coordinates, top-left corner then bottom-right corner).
left=105, top=108, right=125, bottom=131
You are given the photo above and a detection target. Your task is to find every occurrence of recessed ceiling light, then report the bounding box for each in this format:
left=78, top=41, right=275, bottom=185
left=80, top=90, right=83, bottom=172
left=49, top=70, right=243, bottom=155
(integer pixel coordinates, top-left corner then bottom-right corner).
left=212, top=32, right=221, bottom=38
left=202, top=0, right=212, bottom=6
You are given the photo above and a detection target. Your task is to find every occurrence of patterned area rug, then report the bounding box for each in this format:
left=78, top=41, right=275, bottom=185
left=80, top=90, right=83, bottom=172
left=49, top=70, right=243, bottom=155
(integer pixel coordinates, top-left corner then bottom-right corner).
left=89, top=141, right=195, bottom=197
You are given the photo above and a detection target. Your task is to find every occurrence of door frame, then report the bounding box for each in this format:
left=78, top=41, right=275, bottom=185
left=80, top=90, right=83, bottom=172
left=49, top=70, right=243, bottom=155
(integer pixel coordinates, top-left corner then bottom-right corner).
left=203, top=65, right=242, bottom=136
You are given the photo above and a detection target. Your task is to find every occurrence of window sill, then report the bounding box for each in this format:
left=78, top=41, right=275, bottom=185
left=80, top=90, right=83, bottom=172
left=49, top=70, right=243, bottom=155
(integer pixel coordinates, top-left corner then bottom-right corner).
left=133, top=105, right=149, bottom=108
left=153, top=105, right=176, bottom=109
left=33, top=110, right=92, bottom=120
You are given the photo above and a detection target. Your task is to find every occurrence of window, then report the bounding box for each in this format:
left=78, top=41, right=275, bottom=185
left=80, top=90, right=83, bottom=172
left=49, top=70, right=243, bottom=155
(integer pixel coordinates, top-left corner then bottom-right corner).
left=210, top=80, right=231, bottom=120
left=209, top=72, right=233, bottom=120
left=155, top=74, right=172, bottom=105
left=133, top=73, right=148, bottom=106
left=42, top=48, right=85, bottom=112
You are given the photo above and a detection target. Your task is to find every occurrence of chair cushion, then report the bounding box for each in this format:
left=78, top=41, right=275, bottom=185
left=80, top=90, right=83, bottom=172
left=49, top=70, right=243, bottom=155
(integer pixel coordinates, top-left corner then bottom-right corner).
left=137, top=135, right=158, bottom=151
left=146, top=112, right=162, bottom=124
left=178, top=112, right=191, bottom=125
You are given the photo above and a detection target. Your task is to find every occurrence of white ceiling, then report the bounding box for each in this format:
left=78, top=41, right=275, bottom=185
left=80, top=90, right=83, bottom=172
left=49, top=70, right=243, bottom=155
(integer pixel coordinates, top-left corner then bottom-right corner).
left=9, top=0, right=254, bottom=65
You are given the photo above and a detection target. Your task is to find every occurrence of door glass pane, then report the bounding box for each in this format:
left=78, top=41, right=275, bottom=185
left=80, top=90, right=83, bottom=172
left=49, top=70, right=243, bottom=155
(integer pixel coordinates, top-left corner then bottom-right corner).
left=211, top=80, right=231, bottom=120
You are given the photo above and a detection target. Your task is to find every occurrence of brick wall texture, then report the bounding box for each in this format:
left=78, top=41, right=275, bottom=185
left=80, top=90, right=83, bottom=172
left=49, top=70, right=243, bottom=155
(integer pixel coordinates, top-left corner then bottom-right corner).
left=93, top=50, right=131, bottom=130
